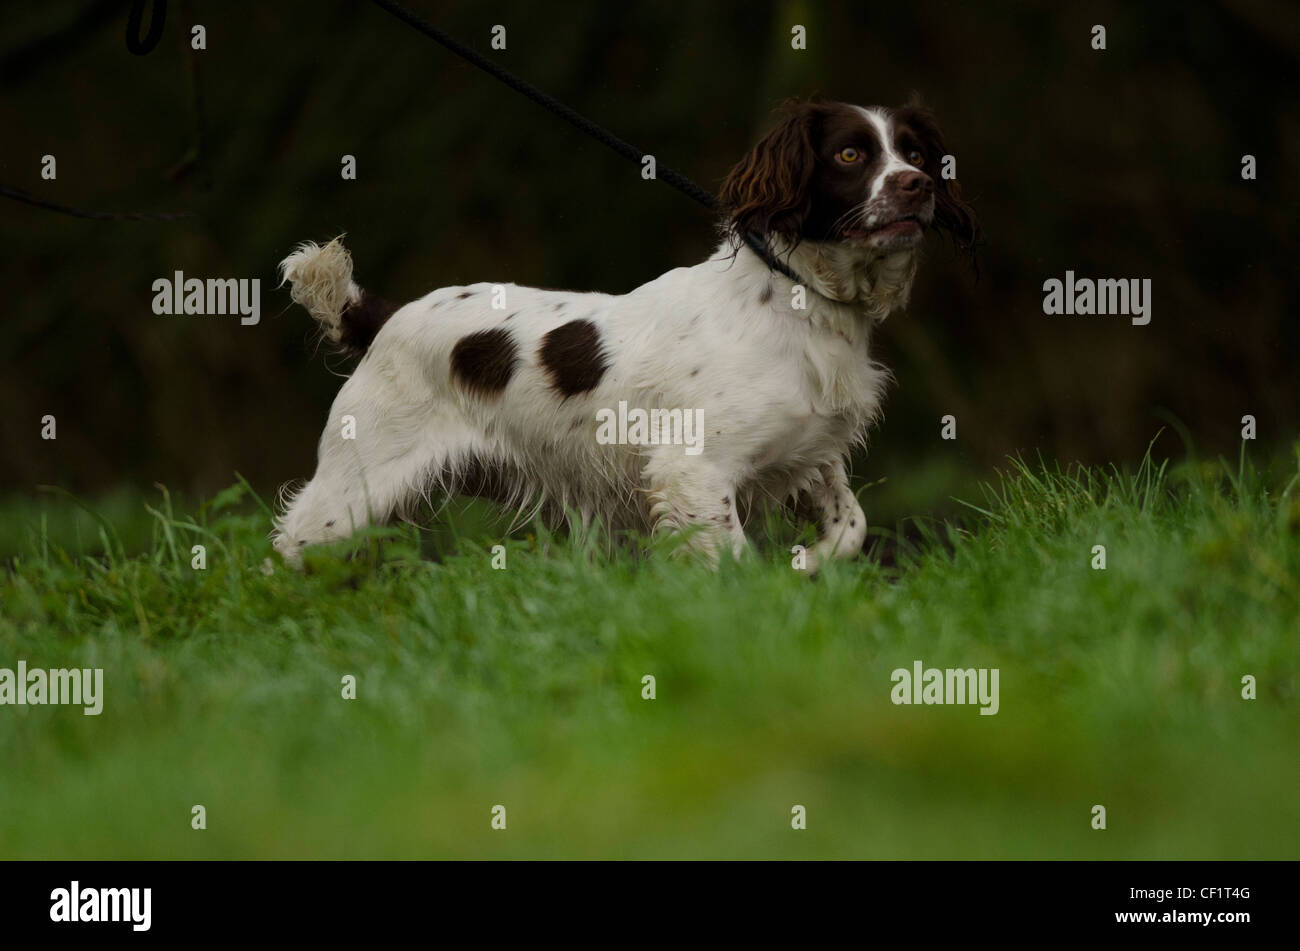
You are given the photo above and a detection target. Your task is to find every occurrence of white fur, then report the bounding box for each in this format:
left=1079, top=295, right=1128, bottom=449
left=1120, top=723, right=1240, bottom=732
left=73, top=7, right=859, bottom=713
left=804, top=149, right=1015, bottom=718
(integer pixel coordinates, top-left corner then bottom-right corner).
left=860, top=106, right=918, bottom=203
left=272, top=230, right=921, bottom=570
left=278, top=237, right=361, bottom=345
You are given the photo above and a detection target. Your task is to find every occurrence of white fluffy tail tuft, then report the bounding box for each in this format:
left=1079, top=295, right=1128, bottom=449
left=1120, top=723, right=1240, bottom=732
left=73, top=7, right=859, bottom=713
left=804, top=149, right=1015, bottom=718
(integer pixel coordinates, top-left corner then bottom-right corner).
left=279, top=236, right=361, bottom=345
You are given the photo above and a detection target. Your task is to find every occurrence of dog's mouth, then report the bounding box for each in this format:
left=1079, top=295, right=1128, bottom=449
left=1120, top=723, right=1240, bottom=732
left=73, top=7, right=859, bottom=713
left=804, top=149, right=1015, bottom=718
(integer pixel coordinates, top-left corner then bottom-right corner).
left=842, top=214, right=924, bottom=242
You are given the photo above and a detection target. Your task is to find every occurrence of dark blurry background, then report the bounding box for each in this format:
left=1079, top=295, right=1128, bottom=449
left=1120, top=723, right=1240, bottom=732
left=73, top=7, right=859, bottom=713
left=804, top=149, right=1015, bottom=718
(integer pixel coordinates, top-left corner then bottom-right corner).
left=3, top=0, right=1297, bottom=503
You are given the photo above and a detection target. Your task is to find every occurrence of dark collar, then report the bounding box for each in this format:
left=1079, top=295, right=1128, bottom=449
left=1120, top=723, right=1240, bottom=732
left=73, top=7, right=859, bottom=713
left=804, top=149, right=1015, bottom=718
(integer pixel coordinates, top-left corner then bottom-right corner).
left=742, top=230, right=817, bottom=290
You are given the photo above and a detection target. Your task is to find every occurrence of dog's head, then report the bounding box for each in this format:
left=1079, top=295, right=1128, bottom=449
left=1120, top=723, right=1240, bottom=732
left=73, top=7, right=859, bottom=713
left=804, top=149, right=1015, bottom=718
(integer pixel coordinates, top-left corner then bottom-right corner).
left=719, top=98, right=981, bottom=269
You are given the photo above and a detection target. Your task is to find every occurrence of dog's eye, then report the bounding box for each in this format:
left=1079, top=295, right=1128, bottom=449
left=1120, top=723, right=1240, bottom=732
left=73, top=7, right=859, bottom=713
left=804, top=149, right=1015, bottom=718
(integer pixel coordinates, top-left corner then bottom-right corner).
left=906, top=150, right=924, bottom=167
left=836, top=147, right=861, bottom=163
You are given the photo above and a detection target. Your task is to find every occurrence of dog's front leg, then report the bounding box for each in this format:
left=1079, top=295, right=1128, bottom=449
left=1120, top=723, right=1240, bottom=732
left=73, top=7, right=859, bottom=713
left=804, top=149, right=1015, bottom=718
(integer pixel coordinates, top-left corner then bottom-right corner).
left=644, top=455, right=747, bottom=567
left=804, top=462, right=867, bottom=572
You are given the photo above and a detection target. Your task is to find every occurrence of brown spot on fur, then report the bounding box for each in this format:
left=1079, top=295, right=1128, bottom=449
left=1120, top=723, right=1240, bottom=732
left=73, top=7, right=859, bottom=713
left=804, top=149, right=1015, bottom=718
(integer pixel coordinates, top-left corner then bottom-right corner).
left=759, top=284, right=773, bottom=304
left=450, top=328, right=519, bottom=398
left=456, top=291, right=473, bottom=299
left=539, top=319, right=608, bottom=397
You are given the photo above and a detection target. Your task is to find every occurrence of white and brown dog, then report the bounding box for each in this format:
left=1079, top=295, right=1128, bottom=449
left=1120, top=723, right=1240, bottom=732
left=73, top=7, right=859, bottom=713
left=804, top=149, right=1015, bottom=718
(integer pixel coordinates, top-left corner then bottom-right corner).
left=274, top=99, right=979, bottom=568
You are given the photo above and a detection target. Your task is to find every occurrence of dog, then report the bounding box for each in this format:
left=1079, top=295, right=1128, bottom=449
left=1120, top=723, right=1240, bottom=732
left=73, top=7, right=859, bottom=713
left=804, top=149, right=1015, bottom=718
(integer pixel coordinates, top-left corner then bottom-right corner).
left=273, top=99, right=979, bottom=568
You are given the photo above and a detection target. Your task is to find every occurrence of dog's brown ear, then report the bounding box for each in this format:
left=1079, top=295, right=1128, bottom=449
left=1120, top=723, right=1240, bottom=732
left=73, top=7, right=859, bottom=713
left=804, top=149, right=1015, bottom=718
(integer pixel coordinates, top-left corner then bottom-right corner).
left=719, top=102, right=818, bottom=240
left=896, top=101, right=983, bottom=267
left=935, top=172, right=982, bottom=265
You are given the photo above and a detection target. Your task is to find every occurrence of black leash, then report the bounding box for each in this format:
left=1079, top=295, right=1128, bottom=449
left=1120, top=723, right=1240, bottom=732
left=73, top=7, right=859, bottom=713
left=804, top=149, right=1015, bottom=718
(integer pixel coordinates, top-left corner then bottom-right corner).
left=365, top=0, right=808, bottom=287
left=0, top=183, right=189, bottom=221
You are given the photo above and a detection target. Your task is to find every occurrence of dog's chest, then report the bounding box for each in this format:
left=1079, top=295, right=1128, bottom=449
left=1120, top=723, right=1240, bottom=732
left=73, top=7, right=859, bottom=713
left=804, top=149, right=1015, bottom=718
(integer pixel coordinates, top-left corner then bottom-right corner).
left=751, top=407, right=857, bottom=472
left=798, top=319, right=886, bottom=422
left=741, top=345, right=877, bottom=467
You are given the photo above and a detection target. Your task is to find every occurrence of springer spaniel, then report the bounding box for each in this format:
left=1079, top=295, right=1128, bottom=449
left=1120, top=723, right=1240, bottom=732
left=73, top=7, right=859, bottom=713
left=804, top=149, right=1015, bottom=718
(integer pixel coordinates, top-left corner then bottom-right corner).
left=274, top=99, right=978, bottom=568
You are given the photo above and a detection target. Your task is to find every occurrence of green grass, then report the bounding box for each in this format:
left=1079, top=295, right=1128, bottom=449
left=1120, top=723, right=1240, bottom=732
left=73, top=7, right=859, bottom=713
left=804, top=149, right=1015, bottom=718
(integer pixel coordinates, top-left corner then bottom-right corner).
left=1, top=446, right=1298, bottom=858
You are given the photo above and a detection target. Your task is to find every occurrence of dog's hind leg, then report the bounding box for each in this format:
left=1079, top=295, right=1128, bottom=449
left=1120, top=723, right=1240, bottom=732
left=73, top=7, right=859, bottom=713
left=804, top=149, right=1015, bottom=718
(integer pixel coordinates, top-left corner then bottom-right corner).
left=273, top=364, right=477, bottom=565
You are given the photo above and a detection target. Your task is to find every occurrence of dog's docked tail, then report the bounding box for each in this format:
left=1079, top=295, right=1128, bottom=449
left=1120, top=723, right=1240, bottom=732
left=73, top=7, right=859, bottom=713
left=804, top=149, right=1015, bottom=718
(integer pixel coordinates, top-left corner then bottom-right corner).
left=279, top=236, right=397, bottom=355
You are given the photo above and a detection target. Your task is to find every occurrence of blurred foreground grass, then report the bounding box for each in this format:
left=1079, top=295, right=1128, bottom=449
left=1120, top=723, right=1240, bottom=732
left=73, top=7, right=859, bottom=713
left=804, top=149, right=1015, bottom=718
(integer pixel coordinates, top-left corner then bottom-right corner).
left=0, top=447, right=1297, bottom=858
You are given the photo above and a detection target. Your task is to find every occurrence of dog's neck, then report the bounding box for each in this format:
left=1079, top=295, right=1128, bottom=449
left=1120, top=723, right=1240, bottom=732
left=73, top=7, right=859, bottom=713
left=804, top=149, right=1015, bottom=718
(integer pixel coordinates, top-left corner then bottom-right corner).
left=719, top=237, right=916, bottom=347
left=776, top=238, right=919, bottom=321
